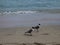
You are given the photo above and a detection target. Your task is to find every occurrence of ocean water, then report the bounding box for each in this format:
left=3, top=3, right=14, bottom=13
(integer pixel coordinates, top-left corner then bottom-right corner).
left=0, top=0, right=60, bottom=28
left=0, top=0, right=60, bottom=15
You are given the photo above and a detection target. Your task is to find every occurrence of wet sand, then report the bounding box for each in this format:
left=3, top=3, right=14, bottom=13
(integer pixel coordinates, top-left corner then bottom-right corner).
left=0, top=25, right=60, bottom=45
left=0, top=13, right=60, bottom=28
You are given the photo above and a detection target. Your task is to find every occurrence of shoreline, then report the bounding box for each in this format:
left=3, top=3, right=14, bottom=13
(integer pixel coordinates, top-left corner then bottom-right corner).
left=1, top=9, right=60, bottom=16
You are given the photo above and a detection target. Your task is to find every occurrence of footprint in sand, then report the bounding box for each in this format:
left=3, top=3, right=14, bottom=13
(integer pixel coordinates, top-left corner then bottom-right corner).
left=6, top=34, right=13, bottom=36
left=34, top=42, right=46, bottom=45
left=40, top=33, right=49, bottom=35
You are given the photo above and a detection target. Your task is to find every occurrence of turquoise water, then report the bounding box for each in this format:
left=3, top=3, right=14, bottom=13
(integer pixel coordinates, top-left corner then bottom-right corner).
left=0, top=0, right=60, bottom=12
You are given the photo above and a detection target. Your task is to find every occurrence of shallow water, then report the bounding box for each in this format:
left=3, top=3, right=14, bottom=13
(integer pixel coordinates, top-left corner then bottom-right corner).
left=0, top=13, right=60, bottom=28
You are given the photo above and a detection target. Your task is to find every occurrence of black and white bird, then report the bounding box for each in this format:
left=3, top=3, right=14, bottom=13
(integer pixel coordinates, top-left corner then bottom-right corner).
left=24, top=27, right=34, bottom=36
left=32, top=24, right=40, bottom=32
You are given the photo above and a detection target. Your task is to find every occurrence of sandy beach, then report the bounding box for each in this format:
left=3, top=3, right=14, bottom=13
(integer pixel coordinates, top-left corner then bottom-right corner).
left=0, top=0, right=60, bottom=45
left=0, top=25, right=60, bottom=45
